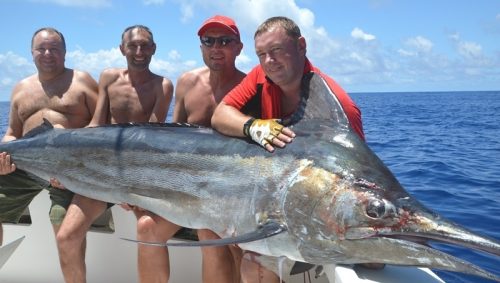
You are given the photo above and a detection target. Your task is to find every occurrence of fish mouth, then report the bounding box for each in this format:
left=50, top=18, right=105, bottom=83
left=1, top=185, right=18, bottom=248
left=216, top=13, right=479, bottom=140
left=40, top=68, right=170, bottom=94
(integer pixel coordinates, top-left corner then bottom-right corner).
left=371, top=211, right=500, bottom=255
left=342, top=236, right=500, bottom=282
left=344, top=217, right=500, bottom=281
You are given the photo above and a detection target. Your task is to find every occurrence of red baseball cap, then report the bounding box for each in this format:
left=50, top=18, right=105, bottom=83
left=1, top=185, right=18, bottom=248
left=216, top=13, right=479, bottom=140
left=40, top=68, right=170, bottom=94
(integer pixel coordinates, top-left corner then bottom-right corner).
left=197, top=15, right=240, bottom=39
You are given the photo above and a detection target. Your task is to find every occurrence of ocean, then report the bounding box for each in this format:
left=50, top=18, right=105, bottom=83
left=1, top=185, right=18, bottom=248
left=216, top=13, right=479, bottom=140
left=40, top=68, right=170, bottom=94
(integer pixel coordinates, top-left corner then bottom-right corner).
left=0, top=90, right=499, bottom=283
left=350, top=91, right=500, bottom=283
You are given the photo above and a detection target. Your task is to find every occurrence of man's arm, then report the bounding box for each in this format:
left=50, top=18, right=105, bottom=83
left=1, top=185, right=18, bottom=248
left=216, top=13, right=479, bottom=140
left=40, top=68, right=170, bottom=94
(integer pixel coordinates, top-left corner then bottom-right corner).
left=88, top=70, right=113, bottom=127
left=172, top=73, right=192, bottom=123
left=79, top=71, right=99, bottom=120
left=0, top=83, right=25, bottom=174
left=211, top=101, right=250, bottom=137
left=149, top=77, right=173, bottom=123
left=2, top=84, right=24, bottom=142
left=212, top=102, right=295, bottom=153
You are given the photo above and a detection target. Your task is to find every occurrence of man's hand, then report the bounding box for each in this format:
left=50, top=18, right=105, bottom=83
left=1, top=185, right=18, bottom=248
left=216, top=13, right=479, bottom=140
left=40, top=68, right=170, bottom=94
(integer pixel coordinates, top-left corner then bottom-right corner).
left=120, top=203, right=146, bottom=212
left=244, top=118, right=296, bottom=152
left=50, top=177, right=66, bottom=190
left=0, top=152, right=16, bottom=175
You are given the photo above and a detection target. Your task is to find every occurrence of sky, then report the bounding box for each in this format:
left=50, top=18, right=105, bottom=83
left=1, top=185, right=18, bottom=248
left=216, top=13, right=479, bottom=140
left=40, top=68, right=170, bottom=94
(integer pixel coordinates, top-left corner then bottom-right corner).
left=0, top=0, right=499, bottom=101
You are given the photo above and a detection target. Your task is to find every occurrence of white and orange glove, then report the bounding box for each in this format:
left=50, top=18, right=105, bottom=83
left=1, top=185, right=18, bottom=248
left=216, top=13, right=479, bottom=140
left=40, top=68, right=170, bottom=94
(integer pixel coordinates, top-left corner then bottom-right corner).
left=243, top=118, right=291, bottom=151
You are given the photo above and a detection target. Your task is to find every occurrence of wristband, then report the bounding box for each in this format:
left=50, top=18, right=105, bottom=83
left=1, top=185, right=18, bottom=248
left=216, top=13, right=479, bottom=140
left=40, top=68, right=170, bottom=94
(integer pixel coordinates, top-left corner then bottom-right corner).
left=243, top=117, right=256, bottom=138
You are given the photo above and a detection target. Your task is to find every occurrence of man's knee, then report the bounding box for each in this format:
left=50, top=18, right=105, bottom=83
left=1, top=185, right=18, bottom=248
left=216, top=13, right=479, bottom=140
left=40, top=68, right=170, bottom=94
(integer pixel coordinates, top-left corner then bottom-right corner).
left=197, top=229, right=219, bottom=240
left=56, top=225, right=84, bottom=247
left=137, top=214, right=157, bottom=235
left=137, top=214, right=180, bottom=241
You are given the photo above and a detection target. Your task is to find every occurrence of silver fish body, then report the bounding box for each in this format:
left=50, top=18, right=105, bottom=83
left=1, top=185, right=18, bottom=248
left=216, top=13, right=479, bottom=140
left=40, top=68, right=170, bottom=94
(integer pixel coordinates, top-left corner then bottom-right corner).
left=1, top=74, right=499, bottom=281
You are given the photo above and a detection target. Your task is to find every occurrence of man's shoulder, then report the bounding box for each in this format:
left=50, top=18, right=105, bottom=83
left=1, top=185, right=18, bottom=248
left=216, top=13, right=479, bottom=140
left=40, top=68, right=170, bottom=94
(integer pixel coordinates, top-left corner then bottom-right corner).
left=98, top=68, right=124, bottom=86
left=184, top=67, right=208, bottom=79
left=151, top=72, right=172, bottom=85
left=11, top=74, right=39, bottom=97
left=17, top=73, right=38, bottom=86
left=177, top=67, right=207, bottom=87
left=100, top=67, right=124, bottom=78
left=71, top=68, right=96, bottom=81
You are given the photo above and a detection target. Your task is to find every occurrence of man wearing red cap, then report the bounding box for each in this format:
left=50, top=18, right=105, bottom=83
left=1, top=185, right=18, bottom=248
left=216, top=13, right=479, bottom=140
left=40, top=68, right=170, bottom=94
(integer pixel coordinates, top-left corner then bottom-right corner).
left=136, top=15, right=246, bottom=283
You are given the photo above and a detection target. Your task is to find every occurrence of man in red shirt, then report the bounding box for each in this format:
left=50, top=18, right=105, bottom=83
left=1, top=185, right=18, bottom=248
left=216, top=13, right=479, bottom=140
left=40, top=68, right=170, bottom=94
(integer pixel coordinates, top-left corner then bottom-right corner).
left=212, top=16, right=366, bottom=282
left=212, top=17, right=364, bottom=154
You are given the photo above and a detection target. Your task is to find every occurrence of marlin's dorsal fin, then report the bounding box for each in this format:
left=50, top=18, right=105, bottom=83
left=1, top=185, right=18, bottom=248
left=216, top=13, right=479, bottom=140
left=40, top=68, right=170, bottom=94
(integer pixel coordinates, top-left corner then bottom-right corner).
left=23, top=118, right=54, bottom=139
left=288, top=72, right=350, bottom=131
left=121, top=221, right=287, bottom=247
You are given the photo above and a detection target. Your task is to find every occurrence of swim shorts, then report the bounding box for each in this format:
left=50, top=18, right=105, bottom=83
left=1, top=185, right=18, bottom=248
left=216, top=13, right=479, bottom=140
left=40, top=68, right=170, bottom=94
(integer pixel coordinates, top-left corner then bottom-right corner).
left=0, top=170, right=114, bottom=232
left=0, top=170, right=48, bottom=223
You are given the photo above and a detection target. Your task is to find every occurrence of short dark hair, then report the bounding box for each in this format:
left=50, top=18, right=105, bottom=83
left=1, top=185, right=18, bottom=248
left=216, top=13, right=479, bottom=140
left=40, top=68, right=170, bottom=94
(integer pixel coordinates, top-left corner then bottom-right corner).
left=254, top=16, right=301, bottom=39
left=121, top=25, right=154, bottom=43
left=31, top=27, right=66, bottom=50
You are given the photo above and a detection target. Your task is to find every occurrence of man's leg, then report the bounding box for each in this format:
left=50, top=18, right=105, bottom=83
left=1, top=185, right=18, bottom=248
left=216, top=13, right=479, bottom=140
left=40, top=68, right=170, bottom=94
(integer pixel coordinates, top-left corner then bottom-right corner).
left=136, top=211, right=180, bottom=283
left=198, top=229, right=240, bottom=283
left=56, top=195, right=107, bottom=283
left=0, top=224, right=3, bottom=245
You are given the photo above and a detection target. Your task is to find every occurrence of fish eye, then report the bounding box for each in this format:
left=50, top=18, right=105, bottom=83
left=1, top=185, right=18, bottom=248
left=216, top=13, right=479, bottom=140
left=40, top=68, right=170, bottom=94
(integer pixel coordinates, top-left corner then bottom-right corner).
left=366, top=199, right=386, bottom=219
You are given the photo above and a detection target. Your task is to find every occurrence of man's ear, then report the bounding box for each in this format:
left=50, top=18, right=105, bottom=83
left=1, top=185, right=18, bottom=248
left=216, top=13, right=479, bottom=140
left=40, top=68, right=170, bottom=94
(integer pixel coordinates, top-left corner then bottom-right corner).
left=298, top=36, right=307, bottom=55
left=236, top=41, right=243, bottom=56
left=119, top=44, right=126, bottom=55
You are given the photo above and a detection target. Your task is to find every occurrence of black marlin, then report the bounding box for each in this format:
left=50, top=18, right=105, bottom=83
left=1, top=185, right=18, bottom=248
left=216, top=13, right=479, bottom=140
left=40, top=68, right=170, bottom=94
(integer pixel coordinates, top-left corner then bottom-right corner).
left=0, top=73, right=498, bottom=281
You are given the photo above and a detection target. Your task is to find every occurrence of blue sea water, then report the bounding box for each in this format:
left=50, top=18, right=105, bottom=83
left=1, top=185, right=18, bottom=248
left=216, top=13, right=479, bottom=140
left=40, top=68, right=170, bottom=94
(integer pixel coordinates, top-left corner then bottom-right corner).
left=350, top=91, right=500, bottom=283
left=0, top=91, right=499, bottom=282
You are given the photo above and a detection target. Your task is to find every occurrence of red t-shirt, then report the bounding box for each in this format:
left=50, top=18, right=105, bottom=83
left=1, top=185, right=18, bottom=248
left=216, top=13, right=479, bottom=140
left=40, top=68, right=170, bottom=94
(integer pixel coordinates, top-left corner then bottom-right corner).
left=223, top=59, right=365, bottom=140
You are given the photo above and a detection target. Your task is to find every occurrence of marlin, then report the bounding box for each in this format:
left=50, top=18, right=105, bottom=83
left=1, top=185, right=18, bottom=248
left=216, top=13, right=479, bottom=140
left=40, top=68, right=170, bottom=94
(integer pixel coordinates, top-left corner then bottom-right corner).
left=1, top=73, right=499, bottom=281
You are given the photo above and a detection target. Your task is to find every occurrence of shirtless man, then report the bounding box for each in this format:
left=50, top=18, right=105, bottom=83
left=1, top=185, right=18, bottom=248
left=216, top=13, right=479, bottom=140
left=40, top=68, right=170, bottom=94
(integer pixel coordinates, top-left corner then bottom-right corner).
left=55, top=25, right=173, bottom=283
left=0, top=27, right=97, bottom=245
left=133, top=15, right=246, bottom=283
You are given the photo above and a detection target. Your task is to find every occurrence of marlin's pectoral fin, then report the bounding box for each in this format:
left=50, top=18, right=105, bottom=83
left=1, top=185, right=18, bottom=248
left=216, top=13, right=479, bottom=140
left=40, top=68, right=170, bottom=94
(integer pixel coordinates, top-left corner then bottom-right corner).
left=121, top=221, right=287, bottom=247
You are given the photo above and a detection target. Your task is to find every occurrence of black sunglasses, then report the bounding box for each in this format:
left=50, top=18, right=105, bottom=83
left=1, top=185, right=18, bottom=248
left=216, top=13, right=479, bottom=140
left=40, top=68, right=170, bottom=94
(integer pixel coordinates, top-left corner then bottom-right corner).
left=200, top=36, right=237, bottom=47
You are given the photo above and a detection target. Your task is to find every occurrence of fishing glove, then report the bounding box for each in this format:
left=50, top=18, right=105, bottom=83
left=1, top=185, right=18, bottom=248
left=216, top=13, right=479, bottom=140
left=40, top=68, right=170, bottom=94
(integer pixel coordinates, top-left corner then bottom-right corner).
left=243, top=118, right=284, bottom=148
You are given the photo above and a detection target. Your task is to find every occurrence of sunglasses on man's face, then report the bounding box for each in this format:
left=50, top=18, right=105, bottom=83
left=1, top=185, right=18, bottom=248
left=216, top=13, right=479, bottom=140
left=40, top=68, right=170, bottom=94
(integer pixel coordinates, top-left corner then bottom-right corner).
left=200, top=36, right=237, bottom=48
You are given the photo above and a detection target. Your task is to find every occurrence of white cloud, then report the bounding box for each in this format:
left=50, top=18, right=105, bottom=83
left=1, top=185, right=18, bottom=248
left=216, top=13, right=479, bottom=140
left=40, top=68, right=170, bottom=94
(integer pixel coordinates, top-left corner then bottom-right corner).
left=168, top=50, right=181, bottom=60
left=29, top=0, right=111, bottom=8
left=4, top=0, right=498, bottom=95
left=0, top=47, right=198, bottom=101
left=457, top=41, right=483, bottom=60
left=143, top=0, right=165, bottom=5
left=66, top=47, right=198, bottom=81
left=397, top=49, right=415, bottom=57
left=448, top=32, right=460, bottom=41
left=351, top=28, right=376, bottom=41
left=448, top=33, right=485, bottom=61
left=66, top=48, right=125, bottom=79
left=180, top=3, right=194, bottom=23
left=150, top=57, right=197, bottom=79
left=181, top=0, right=500, bottom=91
left=0, top=52, right=35, bottom=101
left=235, top=50, right=252, bottom=73
left=404, top=36, right=433, bottom=53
